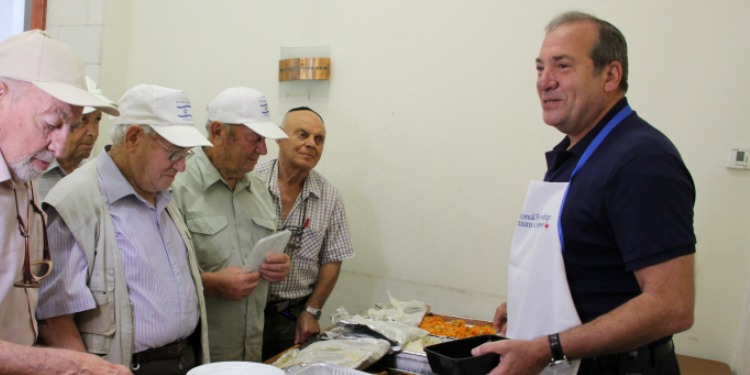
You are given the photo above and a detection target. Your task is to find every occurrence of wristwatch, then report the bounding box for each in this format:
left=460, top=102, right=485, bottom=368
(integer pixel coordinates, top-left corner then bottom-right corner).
left=547, top=333, right=571, bottom=368
left=304, top=306, right=322, bottom=320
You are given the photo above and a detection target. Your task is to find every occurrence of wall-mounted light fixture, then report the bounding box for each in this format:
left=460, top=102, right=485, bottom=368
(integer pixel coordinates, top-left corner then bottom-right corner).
left=279, top=57, right=330, bottom=81
left=279, top=45, right=330, bottom=102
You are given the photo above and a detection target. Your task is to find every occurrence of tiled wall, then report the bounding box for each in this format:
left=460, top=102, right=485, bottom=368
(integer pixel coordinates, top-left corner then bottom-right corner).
left=44, top=0, right=105, bottom=83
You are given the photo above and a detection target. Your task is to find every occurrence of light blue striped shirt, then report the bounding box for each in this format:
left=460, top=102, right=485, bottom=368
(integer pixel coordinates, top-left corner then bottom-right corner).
left=37, top=150, right=199, bottom=352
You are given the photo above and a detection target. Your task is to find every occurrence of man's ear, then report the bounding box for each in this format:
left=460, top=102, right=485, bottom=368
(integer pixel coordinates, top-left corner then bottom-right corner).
left=603, top=61, right=623, bottom=93
left=124, top=125, right=144, bottom=147
left=0, top=80, right=9, bottom=100
left=208, top=121, right=225, bottom=144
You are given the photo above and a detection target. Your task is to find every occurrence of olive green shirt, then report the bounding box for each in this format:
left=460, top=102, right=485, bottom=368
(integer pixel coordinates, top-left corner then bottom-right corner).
left=172, top=147, right=277, bottom=362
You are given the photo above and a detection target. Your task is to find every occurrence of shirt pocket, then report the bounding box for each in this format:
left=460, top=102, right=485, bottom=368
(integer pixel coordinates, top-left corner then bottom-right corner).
left=247, top=216, right=277, bottom=249
left=186, top=216, right=229, bottom=269
left=296, top=227, right=325, bottom=263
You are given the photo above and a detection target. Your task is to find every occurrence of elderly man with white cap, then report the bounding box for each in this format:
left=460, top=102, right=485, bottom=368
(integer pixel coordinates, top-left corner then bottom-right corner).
left=37, top=76, right=117, bottom=199
left=0, top=30, right=127, bottom=374
left=37, top=84, right=212, bottom=375
left=171, top=87, right=291, bottom=362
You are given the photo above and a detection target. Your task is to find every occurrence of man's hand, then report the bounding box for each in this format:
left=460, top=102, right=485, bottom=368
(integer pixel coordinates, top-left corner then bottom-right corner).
left=294, top=311, right=321, bottom=345
left=202, top=266, right=260, bottom=301
left=493, top=302, right=508, bottom=335
left=259, top=253, right=291, bottom=283
left=472, top=337, right=550, bottom=375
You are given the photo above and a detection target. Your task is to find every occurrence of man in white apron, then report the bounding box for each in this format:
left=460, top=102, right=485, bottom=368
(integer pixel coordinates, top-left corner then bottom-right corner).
left=473, top=11, right=695, bottom=375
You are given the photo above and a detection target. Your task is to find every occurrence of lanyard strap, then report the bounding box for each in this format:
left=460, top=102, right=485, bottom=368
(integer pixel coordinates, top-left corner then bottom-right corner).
left=558, top=105, right=633, bottom=253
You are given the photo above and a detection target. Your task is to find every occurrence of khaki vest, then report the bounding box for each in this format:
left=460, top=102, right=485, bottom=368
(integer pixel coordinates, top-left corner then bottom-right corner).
left=44, top=156, right=210, bottom=367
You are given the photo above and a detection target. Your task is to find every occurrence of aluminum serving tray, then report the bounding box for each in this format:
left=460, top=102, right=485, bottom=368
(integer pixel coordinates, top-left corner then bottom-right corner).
left=285, top=363, right=370, bottom=375
left=367, top=313, right=494, bottom=375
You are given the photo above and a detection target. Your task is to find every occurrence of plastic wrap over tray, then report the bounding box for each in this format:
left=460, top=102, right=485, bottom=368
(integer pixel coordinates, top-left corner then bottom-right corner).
left=285, top=363, right=371, bottom=375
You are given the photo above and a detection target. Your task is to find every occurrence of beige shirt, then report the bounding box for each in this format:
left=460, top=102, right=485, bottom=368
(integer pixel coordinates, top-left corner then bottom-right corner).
left=0, top=153, right=43, bottom=345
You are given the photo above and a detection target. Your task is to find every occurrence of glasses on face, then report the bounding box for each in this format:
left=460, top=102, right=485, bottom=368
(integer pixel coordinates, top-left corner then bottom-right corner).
left=13, top=186, right=52, bottom=288
left=154, top=138, right=193, bottom=162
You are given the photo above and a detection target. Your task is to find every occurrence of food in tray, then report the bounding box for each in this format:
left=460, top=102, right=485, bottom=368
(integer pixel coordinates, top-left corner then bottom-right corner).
left=418, top=315, right=495, bottom=339
left=272, top=338, right=390, bottom=370
left=402, top=334, right=448, bottom=354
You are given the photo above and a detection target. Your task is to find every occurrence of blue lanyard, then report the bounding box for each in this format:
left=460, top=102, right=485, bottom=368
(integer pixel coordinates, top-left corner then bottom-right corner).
left=557, top=105, right=633, bottom=253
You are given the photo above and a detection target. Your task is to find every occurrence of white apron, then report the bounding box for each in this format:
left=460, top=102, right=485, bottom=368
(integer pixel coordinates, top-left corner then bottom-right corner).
left=506, top=105, right=633, bottom=375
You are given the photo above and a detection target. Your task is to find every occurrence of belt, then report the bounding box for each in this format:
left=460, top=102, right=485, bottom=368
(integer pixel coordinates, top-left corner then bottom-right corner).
left=588, top=339, right=674, bottom=369
left=650, top=339, right=674, bottom=358
left=266, top=296, right=308, bottom=312
left=132, top=339, right=190, bottom=365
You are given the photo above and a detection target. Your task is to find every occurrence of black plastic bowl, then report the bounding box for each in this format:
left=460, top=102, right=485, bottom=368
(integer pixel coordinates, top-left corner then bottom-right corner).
left=424, top=334, right=505, bottom=375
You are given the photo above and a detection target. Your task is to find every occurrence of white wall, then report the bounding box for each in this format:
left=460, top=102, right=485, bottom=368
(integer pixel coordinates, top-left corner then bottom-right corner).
left=0, top=0, right=27, bottom=41
left=48, top=0, right=750, bottom=372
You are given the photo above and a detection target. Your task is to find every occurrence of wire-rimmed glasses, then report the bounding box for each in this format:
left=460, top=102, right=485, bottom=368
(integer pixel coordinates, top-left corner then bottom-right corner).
left=154, top=138, right=194, bottom=162
left=281, top=203, right=310, bottom=253
left=281, top=224, right=305, bottom=252
left=12, top=186, right=52, bottom=289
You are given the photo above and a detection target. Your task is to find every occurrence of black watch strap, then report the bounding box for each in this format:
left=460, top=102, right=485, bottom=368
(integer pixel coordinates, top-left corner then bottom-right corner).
left=548, top=333, right=566, bottom=362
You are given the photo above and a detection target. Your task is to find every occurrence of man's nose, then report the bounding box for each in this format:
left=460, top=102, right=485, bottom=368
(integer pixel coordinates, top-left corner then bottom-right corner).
left=173, top=157, right=187, bottom=172
left=256, top=139, right=268, bottom=155
left=537, top=71, right=558, bottom=92
left=88, top=123, right=100, bottom=138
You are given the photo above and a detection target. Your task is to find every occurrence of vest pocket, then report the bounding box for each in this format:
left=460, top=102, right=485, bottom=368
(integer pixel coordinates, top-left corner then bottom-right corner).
left=75, top=266, right=116, bottom=354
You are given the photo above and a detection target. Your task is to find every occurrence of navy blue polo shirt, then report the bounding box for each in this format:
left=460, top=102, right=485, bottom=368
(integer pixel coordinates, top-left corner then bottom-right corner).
left=544, top=98, right=696, bottom=324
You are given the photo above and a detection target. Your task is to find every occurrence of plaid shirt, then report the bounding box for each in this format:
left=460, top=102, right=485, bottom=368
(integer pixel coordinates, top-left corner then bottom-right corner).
left=254, top=159, right=354, bottom=302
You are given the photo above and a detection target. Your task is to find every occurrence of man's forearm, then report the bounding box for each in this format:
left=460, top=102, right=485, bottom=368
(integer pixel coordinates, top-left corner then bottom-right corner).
left=38, top=315, right=87, bottom=352
left=305, top=261, right=342, bottom=309
left=0, top=339, right=131, bottom=374
left=560, top=254, right=695, bottom=359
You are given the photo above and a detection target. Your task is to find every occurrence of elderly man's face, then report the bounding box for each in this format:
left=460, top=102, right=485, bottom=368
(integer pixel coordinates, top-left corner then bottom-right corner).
left=214, top=124, right=267, bottom=178
left=61, top=109, right=101, bottom=164
left=126, top=128, right=189, bottom=196
left=0, top=81, right=81, bottom=181
left=278, top=110, right=325, bottom=171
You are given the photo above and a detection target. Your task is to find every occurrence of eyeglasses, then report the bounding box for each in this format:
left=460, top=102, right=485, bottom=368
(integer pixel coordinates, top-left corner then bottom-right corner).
left=269, top=159, right=311, bottom=253
left=282, top=223, right=306, bottom=252
left=13, top=185, right=52, bottom=289
left=154, top=138, right=193, bottom=162
left=281, top=206, right=310, bottom=253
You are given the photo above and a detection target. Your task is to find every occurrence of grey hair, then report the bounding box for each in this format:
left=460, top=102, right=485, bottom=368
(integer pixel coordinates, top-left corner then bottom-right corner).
left=110, top=123, right=155, bottom=145
left=546, top=11, right=629, bottom=93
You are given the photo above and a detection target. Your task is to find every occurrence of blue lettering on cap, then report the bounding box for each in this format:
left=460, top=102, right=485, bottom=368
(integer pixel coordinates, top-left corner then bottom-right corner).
left=260, top=98, right=270, bottom=116
left=176, top=101, right=193, bottom=120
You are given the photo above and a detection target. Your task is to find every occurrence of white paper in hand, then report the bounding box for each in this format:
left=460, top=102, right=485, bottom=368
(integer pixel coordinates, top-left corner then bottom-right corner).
left=243, top=230, right=292, bottom=273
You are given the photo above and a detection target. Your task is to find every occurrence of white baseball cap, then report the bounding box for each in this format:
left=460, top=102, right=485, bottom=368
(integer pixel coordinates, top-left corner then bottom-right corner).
left=207, top=87, right=288, bottom=139
left=116, top=84, right=211, bottom=147
left=83, top=76, right=117, bottom=115
left=0, top=30, right=119, bottom=116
